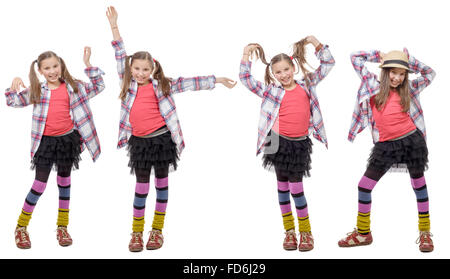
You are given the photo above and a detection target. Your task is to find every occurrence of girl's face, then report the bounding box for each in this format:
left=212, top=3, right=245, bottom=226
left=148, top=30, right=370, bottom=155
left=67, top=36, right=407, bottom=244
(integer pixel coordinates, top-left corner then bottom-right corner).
left=389, top=68, right=407, bottom=88
left=38, top=56, right=61, bottom=85
left=131, top=59, right=152, bottom=86
left=272, top=59, right=295, bottom=88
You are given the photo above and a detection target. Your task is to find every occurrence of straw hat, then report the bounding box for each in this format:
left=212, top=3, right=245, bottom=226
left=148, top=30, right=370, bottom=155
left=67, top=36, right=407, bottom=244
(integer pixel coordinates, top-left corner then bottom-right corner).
left=379, top=50, right=411, bottom=72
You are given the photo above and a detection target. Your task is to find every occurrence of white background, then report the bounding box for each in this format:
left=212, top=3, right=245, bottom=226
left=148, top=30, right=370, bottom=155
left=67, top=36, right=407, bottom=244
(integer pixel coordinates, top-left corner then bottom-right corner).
left=0, top=0, right=448, bottom=259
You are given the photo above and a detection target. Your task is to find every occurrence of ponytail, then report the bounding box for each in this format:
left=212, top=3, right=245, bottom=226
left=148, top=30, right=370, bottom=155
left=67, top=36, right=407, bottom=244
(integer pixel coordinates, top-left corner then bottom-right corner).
left=59, top=57, right=79, bottom=94
left=119, top=55, right=133, bottom=101
left=152, top=58, right=171, bottom=97
left=29, top=51, right=80, bottom=104
left=292, top=38, right=311, bottom=88
left=29, top=60, right=41, bottom=104
left=246, top=43, right=276, bottom=85
left=119, top=52, right=173, bottom=100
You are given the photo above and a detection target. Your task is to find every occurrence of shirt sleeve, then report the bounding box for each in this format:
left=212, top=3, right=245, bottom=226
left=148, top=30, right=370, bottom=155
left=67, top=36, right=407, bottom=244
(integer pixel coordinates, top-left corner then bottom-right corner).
left=239, top=60, right=268, bottom=98
left=169, top=75, right=216, bottom=95
left=350, top=50, right=381, bottom=80
left=111, top=38, right=127, bottom=81
left=83, top=67, right=106, bottom=99
left=405, top=48, right=436, bottom=97
left=308, top=44, right=335, bottom=87
left=5, top=87, right=31, bottom=108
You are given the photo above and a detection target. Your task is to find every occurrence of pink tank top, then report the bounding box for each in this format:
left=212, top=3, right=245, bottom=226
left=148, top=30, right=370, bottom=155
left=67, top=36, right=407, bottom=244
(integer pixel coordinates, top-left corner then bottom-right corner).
left=130, top=83, right=166, bottom=136
left=43, top=83, right=74, bottom=136
left=370, top=90, right=416, bottom=142
left=273, top=84, right=311, bottom=138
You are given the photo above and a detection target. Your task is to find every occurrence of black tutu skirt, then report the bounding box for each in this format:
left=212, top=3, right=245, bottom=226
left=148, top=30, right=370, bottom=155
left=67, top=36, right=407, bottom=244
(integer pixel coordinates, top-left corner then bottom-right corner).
left=367, top=130, right=428, bottom=173
left=127, top=129, right=179, bottom=175
left=262, top=131, right=313, bottom=177
left=31, top=130, right=82, bottom=171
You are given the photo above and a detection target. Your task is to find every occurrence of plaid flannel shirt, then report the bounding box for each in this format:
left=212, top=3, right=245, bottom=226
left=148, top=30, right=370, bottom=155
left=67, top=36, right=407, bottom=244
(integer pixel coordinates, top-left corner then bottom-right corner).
left=111, top=38, right=216, bottom=155
left=5, top=67, right=106, bottom=161
left=348, top=49, right=436, bottom=143
left=239, top=44, right=335, bottom=155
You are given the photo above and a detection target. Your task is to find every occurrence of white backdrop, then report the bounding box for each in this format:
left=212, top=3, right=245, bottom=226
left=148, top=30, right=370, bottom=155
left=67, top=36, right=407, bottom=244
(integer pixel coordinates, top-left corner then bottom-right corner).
left=0, top=0, right=448, bottom=259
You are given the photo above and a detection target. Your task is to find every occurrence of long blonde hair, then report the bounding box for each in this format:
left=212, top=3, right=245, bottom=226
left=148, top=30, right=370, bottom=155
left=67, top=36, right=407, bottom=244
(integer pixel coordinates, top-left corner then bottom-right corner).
left=374, top=68, right=410, bottom=112
left=29, top=51, right=79, bottom=104
left=119, top=51, right=172, bottom=101
left=247, top=39, right=311, bottom=87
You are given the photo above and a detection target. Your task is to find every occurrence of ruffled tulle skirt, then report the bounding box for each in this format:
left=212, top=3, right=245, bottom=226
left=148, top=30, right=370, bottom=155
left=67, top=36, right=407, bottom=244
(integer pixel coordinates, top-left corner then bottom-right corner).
left=127, top=130, right=179, bottom=175
left=31, top=130, right=82, bottom=171
left=367, top=130, right=428, bottom=173
left=262, top=132, right=313, bottom=177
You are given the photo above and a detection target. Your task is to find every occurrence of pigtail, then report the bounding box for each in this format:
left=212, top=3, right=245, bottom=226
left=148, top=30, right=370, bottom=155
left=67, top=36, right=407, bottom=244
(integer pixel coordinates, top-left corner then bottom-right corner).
left=247, top=43, right=275, bottom=85
left=152, top=59, right=172, bottom=97
left=292, top=38, right=311, bottom=88
left=29, top=60, right=41, bottom=104
left=264, top=64, right=276, bottom=85
left=119, top=55, right=133, bottom=101
left=59, top=57, right=79, bottom=94
left=120, top=51, right=172, bottom=99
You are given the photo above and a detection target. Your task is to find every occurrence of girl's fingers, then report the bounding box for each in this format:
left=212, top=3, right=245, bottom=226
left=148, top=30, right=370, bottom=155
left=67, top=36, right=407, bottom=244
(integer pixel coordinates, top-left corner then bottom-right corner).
left=221, top=78, right=237, bottom=88
left=228, top=81, right=237, bottom=88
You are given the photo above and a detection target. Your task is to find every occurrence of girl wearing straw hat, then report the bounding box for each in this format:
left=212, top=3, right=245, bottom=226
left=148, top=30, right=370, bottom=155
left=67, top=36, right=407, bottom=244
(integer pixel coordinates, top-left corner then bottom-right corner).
left=338, top=49, right=436, bottom=252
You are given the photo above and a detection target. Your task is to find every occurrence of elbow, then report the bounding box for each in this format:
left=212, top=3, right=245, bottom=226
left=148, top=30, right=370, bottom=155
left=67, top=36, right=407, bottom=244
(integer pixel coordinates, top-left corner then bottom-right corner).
left=430, top=69, right=437, bottom=82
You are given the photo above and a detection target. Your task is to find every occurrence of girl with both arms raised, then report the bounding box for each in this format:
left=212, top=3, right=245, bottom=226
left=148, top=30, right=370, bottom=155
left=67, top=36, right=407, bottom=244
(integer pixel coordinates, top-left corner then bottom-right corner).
left=338, top=49, right=436, bottom=252
left=106, top=6, right=236, bottom=252
left=239, top=36, right=335, bottom=251
left=5, top=47, right=105, bottom=249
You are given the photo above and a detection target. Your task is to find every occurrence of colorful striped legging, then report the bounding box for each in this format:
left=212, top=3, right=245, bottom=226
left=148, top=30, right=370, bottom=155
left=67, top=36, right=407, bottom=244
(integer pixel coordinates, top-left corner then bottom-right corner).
left=132, top=167, right=169, bottom=233
left=357, top=167, right=430, bottom=234
left=275, top=167, right=311, bottom=233
left=17, top=166, right=72, bottom=228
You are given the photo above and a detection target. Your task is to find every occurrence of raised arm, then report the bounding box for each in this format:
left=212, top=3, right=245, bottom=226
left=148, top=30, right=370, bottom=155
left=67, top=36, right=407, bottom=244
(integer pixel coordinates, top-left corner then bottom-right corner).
left=306, top=36, right=335, bottom=87
left=107, top=6, right=121, bottom=41
left=239, top=43, right=269, bottom=98
left=350, top=50, right=381, bottom=80
left=5, top=77, right=31, bottom=107
left=405, top=48, right=436, bottom=97
left=107, top=6, right=127, bottom=80
left=82, top=47, right=105, bottom=99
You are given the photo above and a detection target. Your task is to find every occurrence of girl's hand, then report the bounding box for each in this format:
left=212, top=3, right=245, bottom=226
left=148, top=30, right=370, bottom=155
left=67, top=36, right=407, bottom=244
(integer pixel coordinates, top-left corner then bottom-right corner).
left=106, top=6, right=118, bottom=28
left=107, top=6, right=121, bottom=40
left=10, top=77, right=26, bottom=92
left=83, top=47, right=92, bottom=68
left=379, top=52, right=386, bottom=64
left=305, top=35, right=320, bottom=48
left=243, top=44, right=260, bottom=60
left=216, top=77, right=237, bottom=89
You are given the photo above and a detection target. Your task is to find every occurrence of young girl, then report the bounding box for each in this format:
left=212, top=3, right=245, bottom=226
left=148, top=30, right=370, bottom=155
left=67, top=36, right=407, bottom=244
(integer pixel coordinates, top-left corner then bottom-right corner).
left=239, top=36, right=335, bottom=251
left=106, top=6, right=236, bottom=252
left=338, top=49, right=436, bottom=252
left=5, top=47, right=105, bottom=249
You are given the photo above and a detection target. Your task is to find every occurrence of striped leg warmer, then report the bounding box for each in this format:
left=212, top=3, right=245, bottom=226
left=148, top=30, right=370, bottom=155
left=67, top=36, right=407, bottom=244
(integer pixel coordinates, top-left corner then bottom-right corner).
left=357, top=176, right=378, bottom=235
left=411, top=176, right=430, bottom=231
left=132, top=182, right=150, bottom=232
left=277, top=180, right=295, bottom=231
left=57, top=175, right=71, bottom=227
left=152, top=176, right=168, bottom=231
left=17, top=180, right=48, bottom=227
left=289, top=181, right=310, bottom=232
